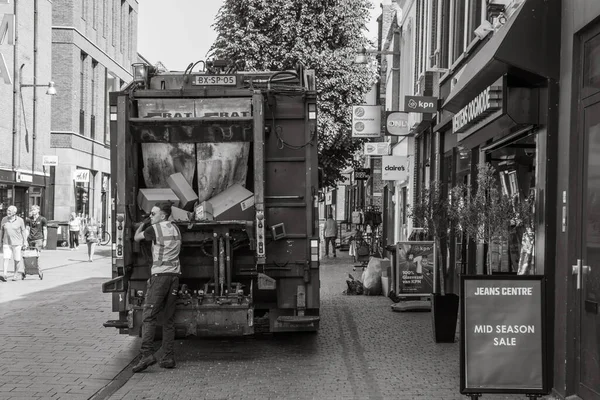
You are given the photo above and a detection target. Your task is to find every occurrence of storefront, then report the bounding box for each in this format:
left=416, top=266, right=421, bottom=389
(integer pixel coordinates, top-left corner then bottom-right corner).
left=429, top=0, right=561, bottom=393
left=0, top=168, right=49, bottom=219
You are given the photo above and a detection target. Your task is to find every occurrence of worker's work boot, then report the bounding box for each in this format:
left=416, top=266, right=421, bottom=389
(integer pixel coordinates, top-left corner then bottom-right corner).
left=132, top=354, right=157, bottom=373
left=159, top=358, right=176, bottom=369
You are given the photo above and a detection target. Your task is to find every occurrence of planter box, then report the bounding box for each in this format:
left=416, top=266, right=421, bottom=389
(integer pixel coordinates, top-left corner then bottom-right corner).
left=431, top=293, right=459, bottom=343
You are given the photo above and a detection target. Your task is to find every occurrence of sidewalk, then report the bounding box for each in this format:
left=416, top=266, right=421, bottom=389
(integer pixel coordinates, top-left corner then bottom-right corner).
left=0, top=246, right=139, bottom=400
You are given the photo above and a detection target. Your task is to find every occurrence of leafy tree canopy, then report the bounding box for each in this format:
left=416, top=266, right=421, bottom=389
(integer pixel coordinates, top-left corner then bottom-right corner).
left=210, top=0, right=378, bottom=188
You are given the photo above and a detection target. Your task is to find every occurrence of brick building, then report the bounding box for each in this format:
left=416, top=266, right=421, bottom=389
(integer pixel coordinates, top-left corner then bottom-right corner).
left=49, top=0, right=137, bottom=227
left=0, top=0, right=53, bottom=219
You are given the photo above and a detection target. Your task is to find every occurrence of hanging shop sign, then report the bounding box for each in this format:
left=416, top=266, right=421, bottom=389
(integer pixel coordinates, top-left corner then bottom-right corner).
left=0, top=12, right=15, bottom=85
left=42, top=155, right=59, bottom=166
left=381, top=156, right=409, bottom=181
left=352, top=105, right=382, bottom=138
left=395, top=241, right=436, bottom=297
left=325, top=191, right=333, bottom=205
left=364, top=142, right=391, bottom=156
left=460, top=275, right=547, bottom=396
left=404, top=95, right=438, bottom=113
left=354, top=168, right=371, bottom=180
left=73, top=169, right=90, bottom=183
left=385, top=112, right=410, bottom=136
left=452, top=80, right=503, bottom=134
left=16, top=172, right=32, bottom=183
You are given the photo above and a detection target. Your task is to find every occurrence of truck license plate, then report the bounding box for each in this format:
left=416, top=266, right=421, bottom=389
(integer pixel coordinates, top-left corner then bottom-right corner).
left=193, top=75, right=237, bottom=86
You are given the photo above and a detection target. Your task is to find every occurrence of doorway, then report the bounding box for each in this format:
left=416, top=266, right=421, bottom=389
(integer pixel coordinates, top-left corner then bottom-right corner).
left=574, top=21, right=600, bottom=399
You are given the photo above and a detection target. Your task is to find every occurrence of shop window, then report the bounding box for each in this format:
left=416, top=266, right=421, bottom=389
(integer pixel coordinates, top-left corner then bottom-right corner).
left=583, top=32, right=600, bottom=96
left=486, top=133, right=537, bottom=274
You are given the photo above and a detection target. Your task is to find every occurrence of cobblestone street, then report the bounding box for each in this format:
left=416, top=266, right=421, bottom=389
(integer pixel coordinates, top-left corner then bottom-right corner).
left=0, top=246, right=556, bottom=400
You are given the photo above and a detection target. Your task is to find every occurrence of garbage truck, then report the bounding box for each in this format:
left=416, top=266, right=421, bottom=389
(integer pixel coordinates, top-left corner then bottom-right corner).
left=102, top=60, right=320, bottom=336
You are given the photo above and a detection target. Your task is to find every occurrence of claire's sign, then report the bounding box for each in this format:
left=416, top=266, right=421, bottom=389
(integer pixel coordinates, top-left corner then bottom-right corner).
left=461, top=276, right=547, bottom=396
left=382, top=156, right=408, bottom=181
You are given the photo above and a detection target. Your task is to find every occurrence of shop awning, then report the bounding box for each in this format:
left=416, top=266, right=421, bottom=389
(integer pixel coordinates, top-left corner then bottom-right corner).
left=442, top=0, right=559, bottom=114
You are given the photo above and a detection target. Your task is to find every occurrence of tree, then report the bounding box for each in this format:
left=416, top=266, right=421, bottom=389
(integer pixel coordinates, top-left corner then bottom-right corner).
left=209, top=0, right=378, bottom=188
left=408, top=181, right=453, bottom=295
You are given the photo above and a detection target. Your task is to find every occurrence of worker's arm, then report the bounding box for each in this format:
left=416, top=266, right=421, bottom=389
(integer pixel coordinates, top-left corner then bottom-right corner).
left=42, top=225, right=48, bottom=248
left=21, top=220, right=27, bottom=247
left=134, top=221, right=150, bottom=243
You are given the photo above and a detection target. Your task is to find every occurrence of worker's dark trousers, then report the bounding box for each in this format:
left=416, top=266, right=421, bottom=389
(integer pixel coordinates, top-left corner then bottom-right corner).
left=140, top=275, right=179, bottom=359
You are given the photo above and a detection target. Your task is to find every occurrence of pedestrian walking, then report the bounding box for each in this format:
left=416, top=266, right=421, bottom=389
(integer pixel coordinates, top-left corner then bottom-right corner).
left=131, top=203, right=181, bottom=373
left=84, top=217, right=100, bottom=262
left=26, top=205, right=48, bottom=251
left=324, top=214, right=337, bottom=258
left=0, top=205, right=27, bottom=281
left=68, top=212, right=81, bottom=250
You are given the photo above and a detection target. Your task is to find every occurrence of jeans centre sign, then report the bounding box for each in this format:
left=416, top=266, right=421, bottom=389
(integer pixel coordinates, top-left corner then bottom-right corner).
left=452, top=81, right=503, bottom=134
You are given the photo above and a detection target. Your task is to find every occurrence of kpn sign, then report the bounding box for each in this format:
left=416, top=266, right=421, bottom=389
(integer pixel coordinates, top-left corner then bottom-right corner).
left=382, top=156, right=409, bottom=181
left=404, top=95, right=437, bottom=113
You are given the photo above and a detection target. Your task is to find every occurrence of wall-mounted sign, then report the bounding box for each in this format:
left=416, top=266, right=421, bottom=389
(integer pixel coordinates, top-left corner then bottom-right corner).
left=395, top=241, right=436, bottom=296
left=453, top=79, right=503, bottom=134
left=404, top=95, right=438, bottom=113
left=42, top=155, right=59, bottom=166
left=461, top=276, right=547, bottom=396
left=325, top=191, right=333, bottom=205
left=364, top=142, right=391, bottom=156
left=16, top=172, right=32, bottom=183
left=73, top=169, right=90, bottom=183
left=354, top=168, right=371, bottom=180
left=352, top=105, right=382, bottom=138
left=382, top=156, right=409, bottom=181
left=385, top=112, right=410, bottom=136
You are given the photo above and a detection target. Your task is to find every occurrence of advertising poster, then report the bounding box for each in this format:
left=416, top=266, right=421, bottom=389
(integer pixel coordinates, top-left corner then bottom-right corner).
left=461, top=276, right=547, bottom=395
left=395, top=241, right=435, bottom=296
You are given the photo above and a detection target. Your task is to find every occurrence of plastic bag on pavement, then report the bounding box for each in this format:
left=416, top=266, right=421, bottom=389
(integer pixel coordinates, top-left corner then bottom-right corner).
left=361, top=257, right=390, bottom=295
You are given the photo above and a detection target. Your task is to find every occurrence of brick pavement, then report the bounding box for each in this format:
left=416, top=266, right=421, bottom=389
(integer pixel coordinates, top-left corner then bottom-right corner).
left=104, top=248, right=559, bottom=400
left=0, top=246, right=139, bottom=400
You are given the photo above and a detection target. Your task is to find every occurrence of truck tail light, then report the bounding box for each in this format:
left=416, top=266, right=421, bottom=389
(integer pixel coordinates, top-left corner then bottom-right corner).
left=110, top=105, right=117, bottom=121
left=308, top=103, right=316, bottom=120
left=310, top=239, right=319, bottom=261
left=115, top=213, right=124, bottom=259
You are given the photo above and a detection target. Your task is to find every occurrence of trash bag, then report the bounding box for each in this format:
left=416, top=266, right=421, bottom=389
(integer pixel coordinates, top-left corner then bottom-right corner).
left=344, top=274, right=364, bottom=295
left=361, top=257, right=390, bottom=295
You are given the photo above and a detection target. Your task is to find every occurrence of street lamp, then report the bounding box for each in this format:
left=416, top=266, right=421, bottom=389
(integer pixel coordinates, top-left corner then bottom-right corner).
left=353, top=46, right=400, bottom=64
left=20, top=80, right=57, bottom=96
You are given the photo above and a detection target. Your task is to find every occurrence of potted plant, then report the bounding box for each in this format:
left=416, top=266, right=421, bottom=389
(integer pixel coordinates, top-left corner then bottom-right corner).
left=408, top=181, right=459, bottom=343
left=449, top=162, right=519, bottom=274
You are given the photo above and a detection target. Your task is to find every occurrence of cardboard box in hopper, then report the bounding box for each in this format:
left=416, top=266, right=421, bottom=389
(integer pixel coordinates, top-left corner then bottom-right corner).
left=209, top=184, right=255, bottom=221
left=137, top=188, right=180, bottom=214
left=194, top=201, right=214, bottom=221
left=170, top=206, right=191, bottom=222
left=167, top=172, right=198, bottom=211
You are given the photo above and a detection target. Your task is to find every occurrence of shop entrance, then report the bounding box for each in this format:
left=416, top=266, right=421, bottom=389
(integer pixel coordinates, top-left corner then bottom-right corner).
left=574, top=21, right=600, bottom=400
left=575, top=92, right=600, bottom=400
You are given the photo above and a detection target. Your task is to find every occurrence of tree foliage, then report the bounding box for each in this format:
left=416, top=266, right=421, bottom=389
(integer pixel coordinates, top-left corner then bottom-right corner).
left=209, top=0, right=378, bottom=188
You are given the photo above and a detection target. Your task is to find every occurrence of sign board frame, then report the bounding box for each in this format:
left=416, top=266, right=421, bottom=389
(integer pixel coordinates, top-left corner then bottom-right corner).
left=385, top=111, right=410, bottom=136
left=352, top=105, right=382, bottom=138
left=382, top=156, right=409, bottom=181
left=73, top=169, right=90, bottom=183
left=404, top=95, right=438, bottom=113
left=460, top=275, right=548, bottom=397
left=395, top=241, right=436, bottom=297
left=354, top=168, right=371, bottom=181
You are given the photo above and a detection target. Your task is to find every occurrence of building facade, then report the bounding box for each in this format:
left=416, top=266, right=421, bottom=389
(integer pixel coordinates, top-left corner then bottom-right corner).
left=50, top=0, right=136, bottom=226
left=0, top=0, right=53, bottom=219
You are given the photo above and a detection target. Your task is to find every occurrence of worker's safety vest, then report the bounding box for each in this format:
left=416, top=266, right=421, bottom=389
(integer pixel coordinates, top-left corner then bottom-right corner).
left=151, top=221, right=181, bottom=275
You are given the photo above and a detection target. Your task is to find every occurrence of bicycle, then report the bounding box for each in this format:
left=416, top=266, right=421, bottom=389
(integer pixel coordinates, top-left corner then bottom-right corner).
left=98, top=230, right=111, bottom=246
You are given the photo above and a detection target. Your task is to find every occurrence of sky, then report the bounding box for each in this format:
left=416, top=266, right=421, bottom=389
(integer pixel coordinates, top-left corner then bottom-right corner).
left=138, top=0, right=381, bottom=71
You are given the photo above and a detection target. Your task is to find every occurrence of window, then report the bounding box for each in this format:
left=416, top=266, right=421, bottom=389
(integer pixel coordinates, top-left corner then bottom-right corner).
left=105, top=72, right=118, bottom=144
left=451, top=0, right=466, bottom=64
left=121, top=1, right=126, bottom=54
left=112, top=0, right=117, bottom=47
left=103, top=0, right=108, bottom=38
left=91, top=60, right=97, bottom=140
left=128, top=6, right=134, bottom=62
left=80, top=53, right=87, bottom=135
left=92, top=0, right=97, bottom=28
left=467, top=0, right=484, bottom=43
left=82, top=0, right=86, bottom=20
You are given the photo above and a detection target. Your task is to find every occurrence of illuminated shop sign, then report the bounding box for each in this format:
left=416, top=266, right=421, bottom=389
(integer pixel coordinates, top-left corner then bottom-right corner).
left=452, top=80, right=503, bottom=134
